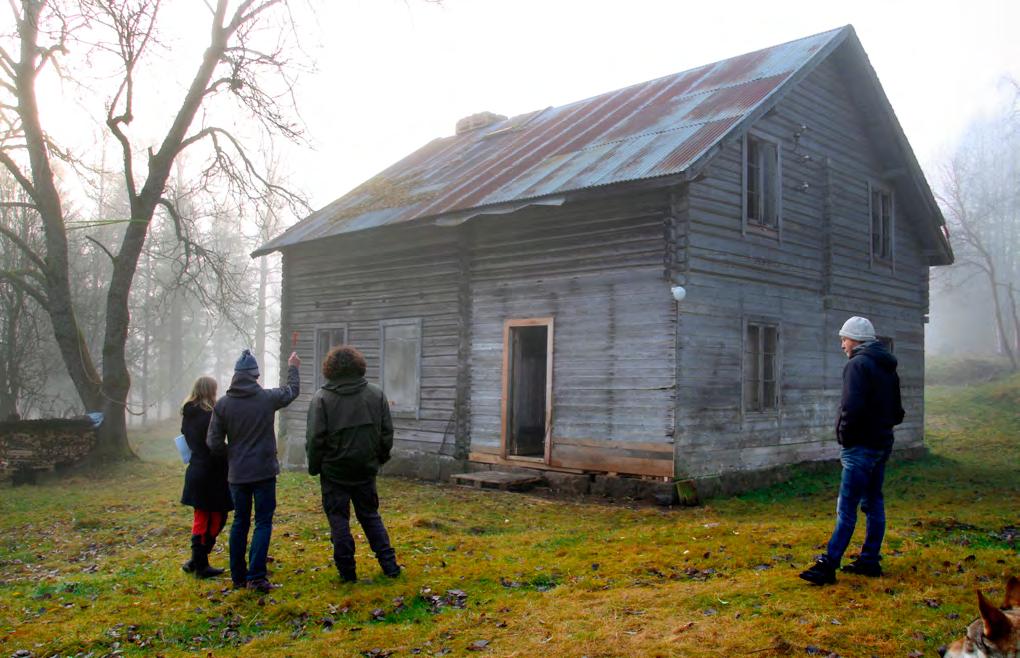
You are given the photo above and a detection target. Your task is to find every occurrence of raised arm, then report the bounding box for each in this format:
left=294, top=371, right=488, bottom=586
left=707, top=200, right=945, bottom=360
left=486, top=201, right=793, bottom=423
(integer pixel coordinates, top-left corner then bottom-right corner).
left=268, top=352, right=302, bottom=409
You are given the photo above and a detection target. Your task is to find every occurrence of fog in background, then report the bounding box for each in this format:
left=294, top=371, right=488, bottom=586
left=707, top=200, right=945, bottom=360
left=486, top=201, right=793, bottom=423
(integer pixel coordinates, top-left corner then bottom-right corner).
left=2, top=1, right=1018, bottom=425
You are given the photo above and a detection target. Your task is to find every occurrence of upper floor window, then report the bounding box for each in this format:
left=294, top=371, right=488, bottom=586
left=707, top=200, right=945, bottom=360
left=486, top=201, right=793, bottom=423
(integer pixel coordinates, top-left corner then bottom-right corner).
left=380, top=318, right=422, bottom=417
left=869, top=183, right=894, bottom=262
left=744, top=321, right=780, bottom=413
left=744, top=134, right=781, bottom=232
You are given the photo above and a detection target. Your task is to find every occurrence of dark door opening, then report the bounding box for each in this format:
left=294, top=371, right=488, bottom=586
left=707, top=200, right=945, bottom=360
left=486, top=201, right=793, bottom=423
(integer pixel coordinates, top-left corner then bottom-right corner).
left=505, top=323, right=550, bottom=459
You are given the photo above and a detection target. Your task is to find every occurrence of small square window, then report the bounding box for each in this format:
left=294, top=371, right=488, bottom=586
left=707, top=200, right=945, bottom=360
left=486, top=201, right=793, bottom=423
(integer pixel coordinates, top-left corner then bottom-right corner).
left=745, top=135, right=781, bottom=231
left=744, top=322, right=779, bottom=412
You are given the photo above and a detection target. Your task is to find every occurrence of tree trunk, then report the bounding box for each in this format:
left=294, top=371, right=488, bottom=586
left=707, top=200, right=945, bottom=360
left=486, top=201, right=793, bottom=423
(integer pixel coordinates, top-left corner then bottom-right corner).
left=169, top=291, right=184, bottom=409
left=255, top=254, right=269, bottom=372
left=1009, top=282, right=1020, bottom=365
left=140, top=251, right=151, bottom=424
left=15, top=5, right=105, bottom=416
left=985, top=261, right=1017, bottom=370
left=0, top=289, right=21, bottom=419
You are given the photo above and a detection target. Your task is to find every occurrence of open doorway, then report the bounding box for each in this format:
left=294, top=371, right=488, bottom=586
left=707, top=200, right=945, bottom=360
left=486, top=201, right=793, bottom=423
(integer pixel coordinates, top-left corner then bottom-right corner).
left=501, top=318, right=553, bottom=461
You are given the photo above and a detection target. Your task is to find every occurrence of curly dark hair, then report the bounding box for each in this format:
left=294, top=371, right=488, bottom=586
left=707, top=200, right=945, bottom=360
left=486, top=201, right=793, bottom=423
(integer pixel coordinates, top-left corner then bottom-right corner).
left=322, top=345, right=367, bottom=380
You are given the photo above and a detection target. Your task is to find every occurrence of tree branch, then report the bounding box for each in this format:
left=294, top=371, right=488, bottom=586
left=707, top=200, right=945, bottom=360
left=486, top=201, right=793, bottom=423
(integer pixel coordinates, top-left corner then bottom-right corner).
left=0, top=270, right=48, bottom=309
left=0, top=222, right=46, bottom=271
left=0, top=200, right=37, bottom=211
left=0, top=149, right=37, bottom=203
left=178, top=126, right=305, bottom=210
left=85, top=234, right=116, bottom=263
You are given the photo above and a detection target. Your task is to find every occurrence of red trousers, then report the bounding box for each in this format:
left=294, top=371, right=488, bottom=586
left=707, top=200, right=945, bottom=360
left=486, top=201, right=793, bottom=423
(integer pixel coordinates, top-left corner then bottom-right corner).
left=191, top=509, right=226, bottom=546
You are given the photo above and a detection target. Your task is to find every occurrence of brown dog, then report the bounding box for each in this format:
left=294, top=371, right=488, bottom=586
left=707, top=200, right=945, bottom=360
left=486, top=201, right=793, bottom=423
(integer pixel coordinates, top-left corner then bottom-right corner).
left=940, top=577, right=1020, bottom=657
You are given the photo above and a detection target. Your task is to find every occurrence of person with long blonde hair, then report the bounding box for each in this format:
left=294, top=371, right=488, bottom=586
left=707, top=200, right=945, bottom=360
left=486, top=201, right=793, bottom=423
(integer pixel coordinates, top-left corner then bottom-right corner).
left=180, top=376, right=232, bottom=578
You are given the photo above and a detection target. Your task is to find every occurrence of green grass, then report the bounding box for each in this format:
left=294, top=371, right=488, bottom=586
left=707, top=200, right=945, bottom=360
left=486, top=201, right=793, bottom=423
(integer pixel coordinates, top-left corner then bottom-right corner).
left=0, top=374, right=1017, bottom=657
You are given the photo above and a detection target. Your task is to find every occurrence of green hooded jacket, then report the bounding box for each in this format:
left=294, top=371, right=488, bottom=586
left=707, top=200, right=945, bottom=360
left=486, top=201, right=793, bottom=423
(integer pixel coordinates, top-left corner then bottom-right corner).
left=305, top=376, right=394, bottom=484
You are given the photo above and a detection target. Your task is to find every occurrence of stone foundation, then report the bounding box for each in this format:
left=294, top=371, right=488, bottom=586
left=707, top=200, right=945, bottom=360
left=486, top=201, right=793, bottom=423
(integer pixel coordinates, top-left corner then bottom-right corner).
left=321, top=444, right=929, bottom=507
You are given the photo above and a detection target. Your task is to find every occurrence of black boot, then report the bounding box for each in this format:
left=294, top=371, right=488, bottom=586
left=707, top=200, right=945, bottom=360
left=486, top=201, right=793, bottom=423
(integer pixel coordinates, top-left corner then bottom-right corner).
left=182, top=534, right=202, bottom=574
left=195, top=538, right=224, bottom=579
left=335, top=549, right=357, bottom=583
left=376, top=547, right=400, bottom=578
left=799, top=556, right=837, bottom=585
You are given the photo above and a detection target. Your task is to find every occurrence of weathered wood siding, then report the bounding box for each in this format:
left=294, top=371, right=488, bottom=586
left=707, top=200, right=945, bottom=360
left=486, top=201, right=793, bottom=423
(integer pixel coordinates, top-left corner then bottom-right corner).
left=277, top=224, right=463, bottom=467
left=276, top=49, right=937, bottom=483
left=676, top=54, right=930, bottom=478
left=278, top=193, right=679, bottom=476
left=466, top=193, right=677, bottom=476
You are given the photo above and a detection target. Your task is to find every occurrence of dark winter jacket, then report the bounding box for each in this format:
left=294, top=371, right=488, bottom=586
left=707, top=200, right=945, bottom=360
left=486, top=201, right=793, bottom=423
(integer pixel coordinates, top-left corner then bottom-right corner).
left=180, top=401, right=232, bottom=511
left=206, top=366, right=300, bottom=484
left=836, top=341, right=905, bottom=448
left=305, top=375, right=393, bottom=485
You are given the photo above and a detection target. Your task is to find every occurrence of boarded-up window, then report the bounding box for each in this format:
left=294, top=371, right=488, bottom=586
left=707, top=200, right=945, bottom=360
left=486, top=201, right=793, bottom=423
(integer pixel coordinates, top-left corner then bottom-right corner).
left=870, top=184, right=894, bottom=262
left=380, top=319, right=421, bottom=416
left=745, top=135, right=781, bottom=230
left=744, top=322, right=779, bottom=412
left=315, top=326, right=347, bottom=389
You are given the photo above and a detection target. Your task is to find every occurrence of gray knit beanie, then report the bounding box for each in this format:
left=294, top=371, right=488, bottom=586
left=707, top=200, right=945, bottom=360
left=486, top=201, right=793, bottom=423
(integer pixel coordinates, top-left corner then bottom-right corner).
left=838, top=316, right=876, bottom=342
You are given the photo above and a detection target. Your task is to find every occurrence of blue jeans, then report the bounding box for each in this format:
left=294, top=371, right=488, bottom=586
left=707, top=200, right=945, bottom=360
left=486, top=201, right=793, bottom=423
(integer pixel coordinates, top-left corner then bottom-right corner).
left=825, top=444, right=892, bottom=566
left=229, top=478, right=276, bottom=584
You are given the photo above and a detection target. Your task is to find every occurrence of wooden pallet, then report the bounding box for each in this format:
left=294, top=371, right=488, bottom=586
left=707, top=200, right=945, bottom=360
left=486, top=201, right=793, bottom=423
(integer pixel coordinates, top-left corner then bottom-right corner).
left=450, top=471, right=544, bottom=492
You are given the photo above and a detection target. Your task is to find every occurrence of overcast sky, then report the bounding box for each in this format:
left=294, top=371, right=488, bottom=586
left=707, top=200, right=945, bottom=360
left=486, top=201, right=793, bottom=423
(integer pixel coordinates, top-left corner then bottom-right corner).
left=279, top=0, right=1019, bottom=214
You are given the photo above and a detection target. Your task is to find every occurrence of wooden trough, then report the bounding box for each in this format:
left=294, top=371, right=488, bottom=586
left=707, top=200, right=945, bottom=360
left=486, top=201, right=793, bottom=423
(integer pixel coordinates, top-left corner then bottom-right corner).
left=0, top=417, right=98, bottom=483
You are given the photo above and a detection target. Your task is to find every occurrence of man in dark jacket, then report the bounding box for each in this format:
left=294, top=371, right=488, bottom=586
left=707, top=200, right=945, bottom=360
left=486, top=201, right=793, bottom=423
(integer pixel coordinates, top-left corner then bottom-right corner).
left=208, top=349, right=300, bottom=592
left=800, top=316, right=904, bottom=585
left=306, top=345, right=399, bottom=583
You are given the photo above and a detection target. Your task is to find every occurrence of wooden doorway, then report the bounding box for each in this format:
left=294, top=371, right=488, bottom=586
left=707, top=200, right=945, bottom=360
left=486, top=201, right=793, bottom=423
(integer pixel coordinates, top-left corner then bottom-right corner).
left=501, top=318, right=554, bottom=463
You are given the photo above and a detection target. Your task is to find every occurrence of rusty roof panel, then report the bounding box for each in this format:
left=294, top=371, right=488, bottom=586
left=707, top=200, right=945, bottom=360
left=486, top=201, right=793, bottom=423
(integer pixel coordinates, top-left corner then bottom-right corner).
left=258, top=27, right=850, bottom=254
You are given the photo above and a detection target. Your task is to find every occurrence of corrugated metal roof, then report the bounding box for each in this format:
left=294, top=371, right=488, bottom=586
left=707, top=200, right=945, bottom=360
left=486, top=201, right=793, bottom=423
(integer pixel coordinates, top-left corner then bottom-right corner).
left=257, top=27, right=850, bottom=255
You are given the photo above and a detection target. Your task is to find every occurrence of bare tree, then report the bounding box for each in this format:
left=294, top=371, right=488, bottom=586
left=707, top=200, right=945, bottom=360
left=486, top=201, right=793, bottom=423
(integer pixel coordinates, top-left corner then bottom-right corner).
left=0, top=184, right=43, bottom=419
left=0, top=0, right=307, bottom=460
left=0, top=170, right=69, bottom=418
left=936, top=84, right=1020, bottom=368
left=251, top=160, right=288, bottom=374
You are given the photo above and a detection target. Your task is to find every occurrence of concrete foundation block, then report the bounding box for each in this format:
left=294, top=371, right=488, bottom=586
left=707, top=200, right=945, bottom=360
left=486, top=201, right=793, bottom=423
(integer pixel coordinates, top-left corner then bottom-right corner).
left=379, top=450, right=466, bottom=482
left=543, top=471, right=591, bottom=496
left=590, top=474, right=646, bottom=500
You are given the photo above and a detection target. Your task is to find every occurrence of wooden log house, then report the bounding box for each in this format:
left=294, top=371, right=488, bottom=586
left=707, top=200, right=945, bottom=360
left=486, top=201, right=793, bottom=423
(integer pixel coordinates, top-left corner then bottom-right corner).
left=255, top=26, right=953, bottom=494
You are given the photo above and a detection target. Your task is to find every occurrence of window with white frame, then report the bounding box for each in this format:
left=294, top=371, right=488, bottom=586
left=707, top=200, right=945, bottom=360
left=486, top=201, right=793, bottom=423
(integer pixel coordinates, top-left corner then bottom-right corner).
left=315, top=326, right=348, bottom=389
left=870, top=183, right=894, bottom=262
left=380, top=318, right=422, bottom=416
left=744, top=134, right=781, bottom=231
left=744, top=321, right=780, bottom=413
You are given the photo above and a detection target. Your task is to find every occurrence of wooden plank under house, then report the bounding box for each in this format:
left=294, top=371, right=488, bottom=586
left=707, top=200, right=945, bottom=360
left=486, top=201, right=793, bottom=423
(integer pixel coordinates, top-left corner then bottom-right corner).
left=255, top=25, right=953, bottom=497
